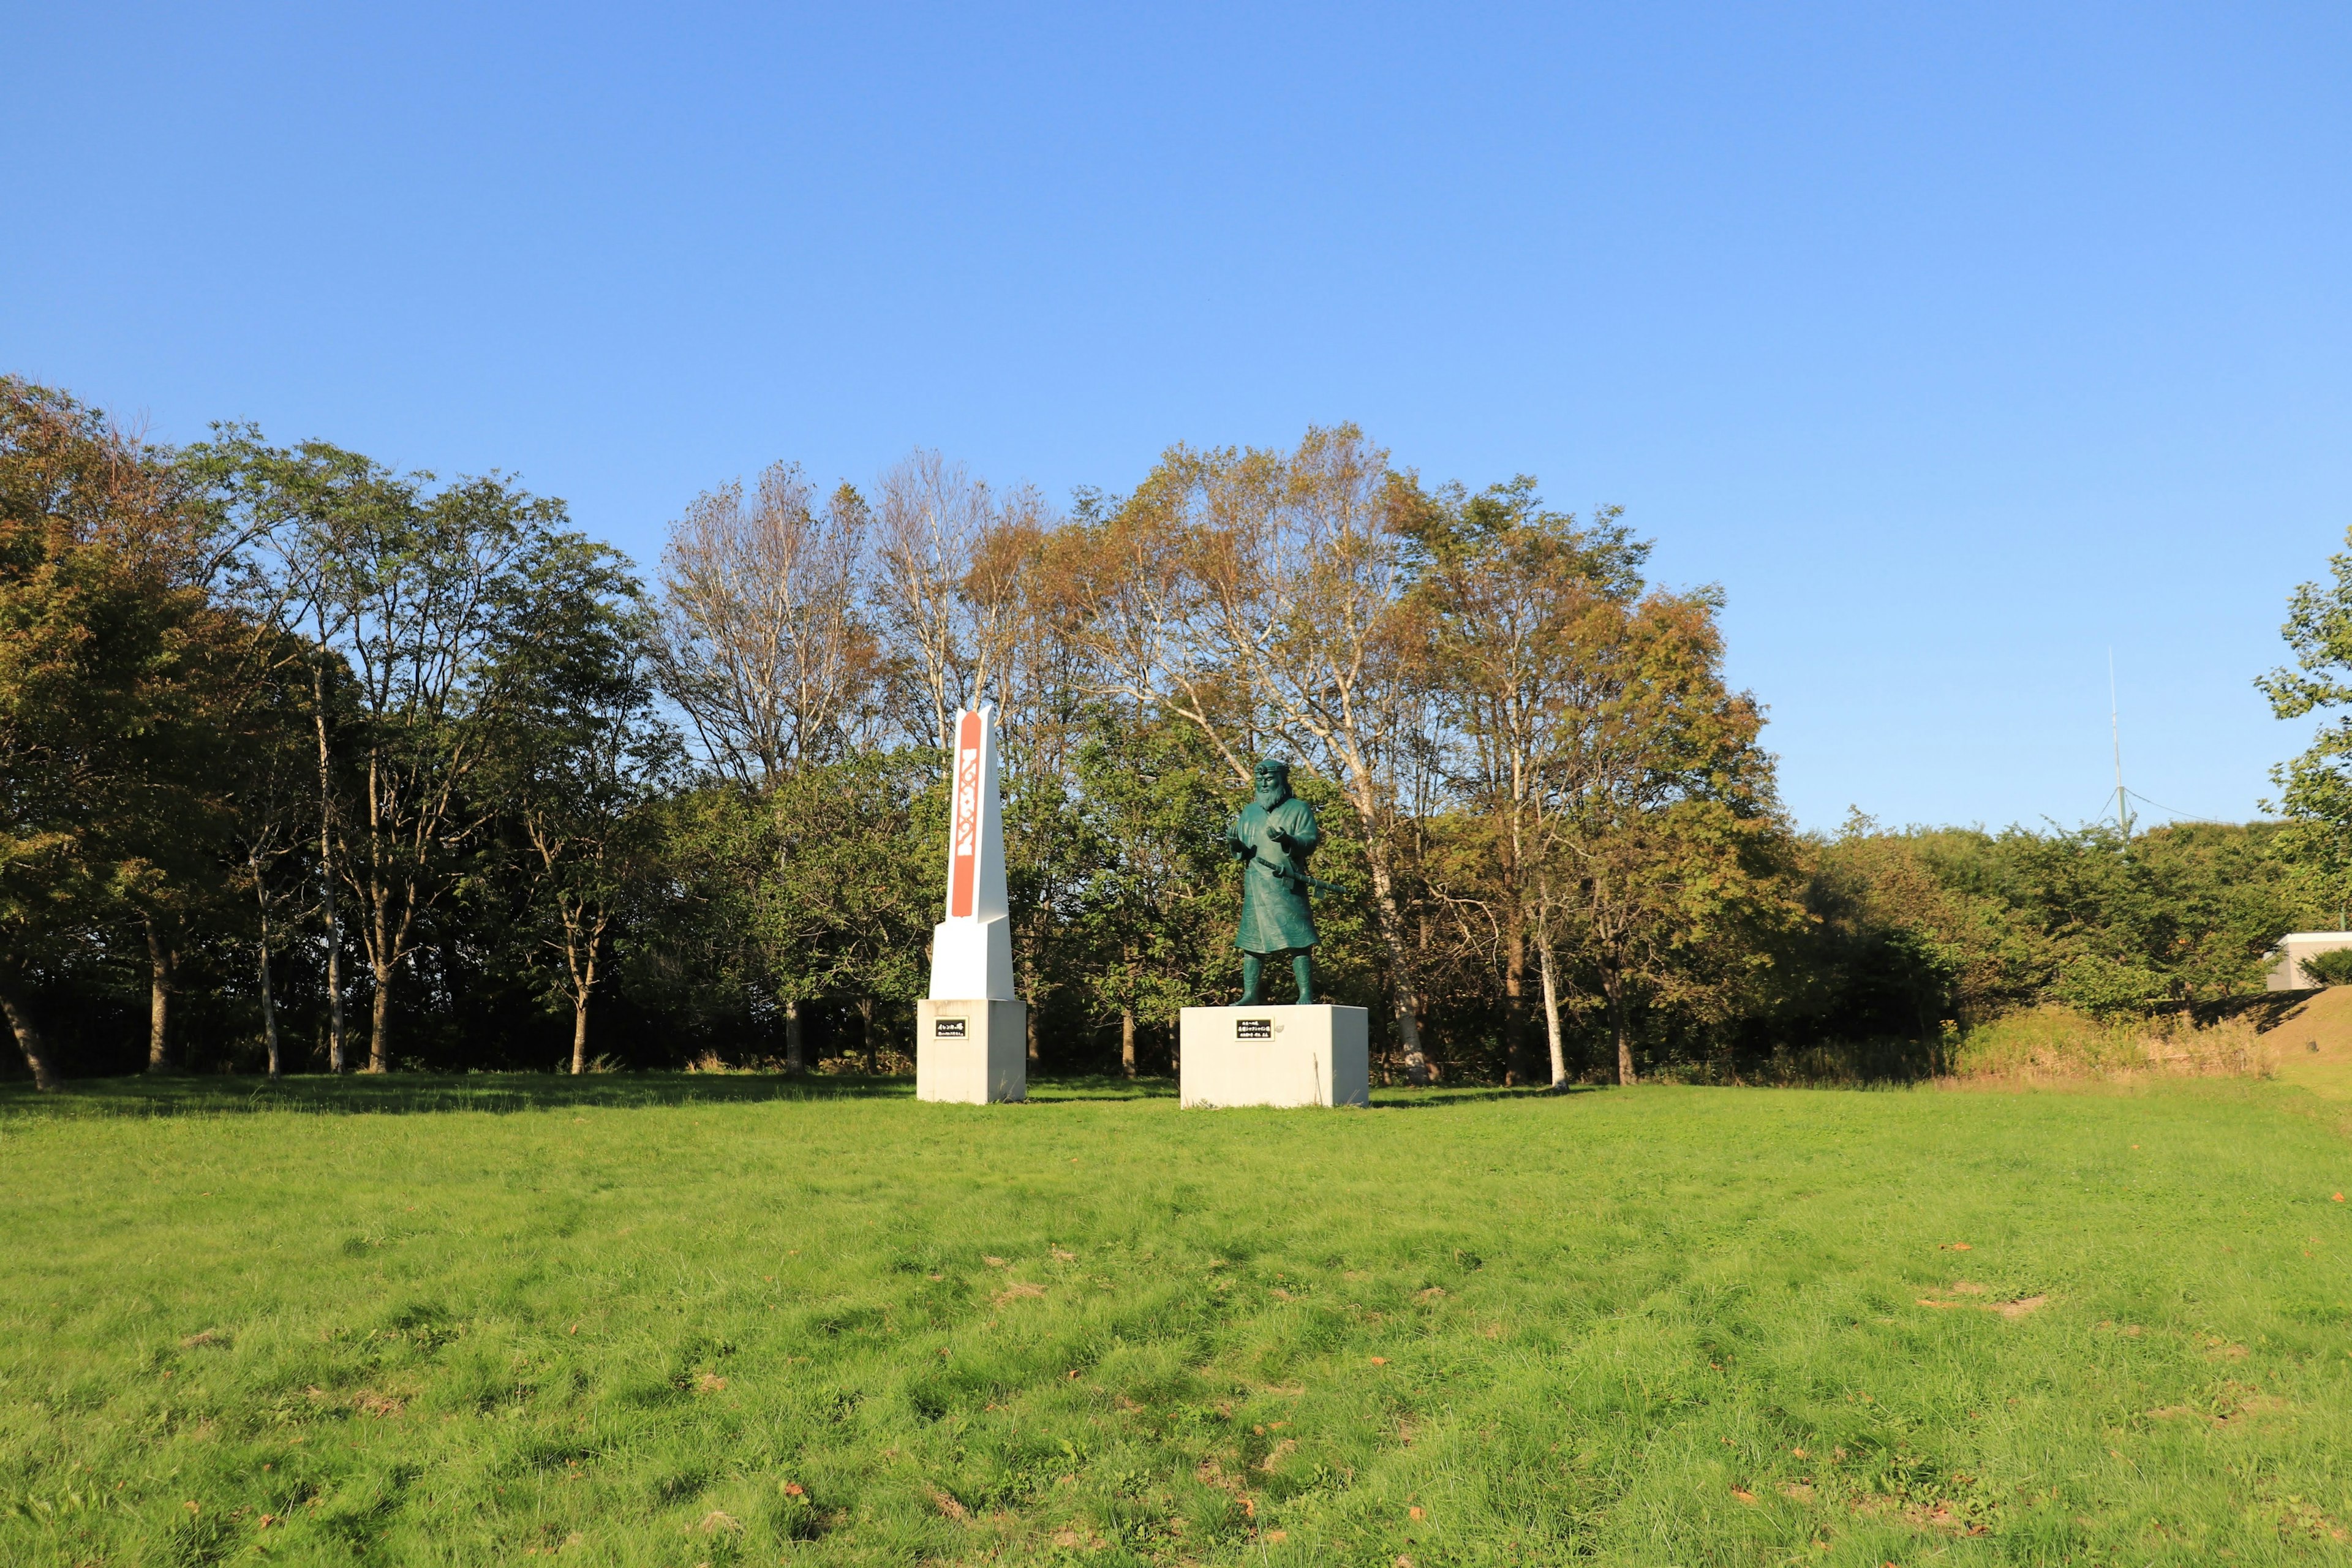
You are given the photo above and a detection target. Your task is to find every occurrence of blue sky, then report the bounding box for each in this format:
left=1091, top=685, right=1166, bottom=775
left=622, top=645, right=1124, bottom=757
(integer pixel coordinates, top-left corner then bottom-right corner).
left=6, top=2, right=2347, bottom=832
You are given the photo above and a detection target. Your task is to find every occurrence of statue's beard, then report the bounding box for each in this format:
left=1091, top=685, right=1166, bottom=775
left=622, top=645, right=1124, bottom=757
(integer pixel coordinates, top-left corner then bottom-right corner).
left=1254, top=785, right=1287, bottom=811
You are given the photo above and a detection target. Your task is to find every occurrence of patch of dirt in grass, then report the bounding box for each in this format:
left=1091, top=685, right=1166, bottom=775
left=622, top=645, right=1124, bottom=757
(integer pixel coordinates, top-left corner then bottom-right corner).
left=1851, top=1496, right=1989, bottom=1536
left=2280, top=1499, right=2351, bottom=1543
left=992, top=1281, right=1045, bottom=1305
left=1914, top=1291, right=2047, bottom=1317
left=2149, top=1383, right=2289, bottom=1427
left=1254, top=1439, right=1297, bottom=1472
left=1781, top=1482, right=1814, bottom=1502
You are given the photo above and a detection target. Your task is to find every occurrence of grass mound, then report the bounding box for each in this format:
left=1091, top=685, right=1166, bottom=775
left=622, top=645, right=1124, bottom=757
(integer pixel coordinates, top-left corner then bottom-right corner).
left=1947, top=1005, right=2280, bottom=1083
left=3, top=1076, right=2351, bottom=1564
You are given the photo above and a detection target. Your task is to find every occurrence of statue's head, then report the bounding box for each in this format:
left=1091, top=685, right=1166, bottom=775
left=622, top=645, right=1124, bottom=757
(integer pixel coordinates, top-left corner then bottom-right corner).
left=1253, top=758, right=1292, bottom=807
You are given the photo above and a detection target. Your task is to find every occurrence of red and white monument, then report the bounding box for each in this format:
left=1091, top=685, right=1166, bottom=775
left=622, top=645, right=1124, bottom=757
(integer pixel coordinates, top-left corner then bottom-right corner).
left=916, top=704, right=1027, bottom=1102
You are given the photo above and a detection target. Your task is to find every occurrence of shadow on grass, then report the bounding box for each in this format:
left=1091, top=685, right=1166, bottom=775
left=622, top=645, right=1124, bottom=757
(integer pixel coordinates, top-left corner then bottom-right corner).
left=1026, top=1075, right=1178, bottom=1101
left=0, top=1071, right=1610, bottom=1118
left=0, top=1071, right=926, bottom=1119
left=1370, top=1084, right=1605, bottom=1109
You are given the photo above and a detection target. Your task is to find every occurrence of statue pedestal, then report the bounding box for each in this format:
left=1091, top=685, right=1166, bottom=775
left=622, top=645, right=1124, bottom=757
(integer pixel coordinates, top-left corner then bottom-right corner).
left=917, top=1000, right=1027, bottom=1104
left=1179, top=1005, right=1370, bottom=1108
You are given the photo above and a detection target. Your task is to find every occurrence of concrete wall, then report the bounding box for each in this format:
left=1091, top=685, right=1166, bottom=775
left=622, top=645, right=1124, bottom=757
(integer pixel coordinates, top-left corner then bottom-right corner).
left=2267, top=933, right=2352, bottom=990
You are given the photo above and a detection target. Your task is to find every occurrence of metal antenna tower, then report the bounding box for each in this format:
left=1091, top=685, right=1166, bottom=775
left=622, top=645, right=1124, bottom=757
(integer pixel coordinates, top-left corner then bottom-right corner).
left=2109, top=648, right=2132, bottom=843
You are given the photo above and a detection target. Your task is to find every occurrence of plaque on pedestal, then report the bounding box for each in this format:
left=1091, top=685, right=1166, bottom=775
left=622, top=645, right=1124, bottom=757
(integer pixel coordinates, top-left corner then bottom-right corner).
left=916, top=998, right=1027, bottom=1104
left=1179, top=1004, right=1369, bottom=1108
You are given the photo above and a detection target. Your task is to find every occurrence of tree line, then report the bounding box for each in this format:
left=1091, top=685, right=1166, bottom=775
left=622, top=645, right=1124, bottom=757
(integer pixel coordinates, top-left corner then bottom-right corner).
left=3, top=374, right=2342, bottom=1091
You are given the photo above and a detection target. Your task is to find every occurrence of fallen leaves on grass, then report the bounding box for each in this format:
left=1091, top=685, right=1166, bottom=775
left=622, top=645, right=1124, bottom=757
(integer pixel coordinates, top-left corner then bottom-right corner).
left=1052, top=1248, right=1077, bottom=1261
left=352, top=1389, right=405, bottom=1417
left=931, top=1490, right=968, bottom=1521
left=981, top=1256, right=1006, bottom=1267
left=694, top=1373, right=728, bottom=1393
left=180, top=1329, right=225, bottom=1348
left=992, top=1281, right=1045, bottom=1305
left=1369, top=1356, right=1389, bottom=1366
left=1781, top=1483, right=1815, bottom=1502
left=1732, top=1488, right=1758, bottom=1504
left=1939, top=1242, right=1973, bottom=1251
left=691, top=1510, right=741, bottom=1536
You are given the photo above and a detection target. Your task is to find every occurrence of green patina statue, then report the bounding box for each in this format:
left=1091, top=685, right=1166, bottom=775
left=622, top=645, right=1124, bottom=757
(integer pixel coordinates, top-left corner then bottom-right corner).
left=1224, top=758, right=1323, bottom=1005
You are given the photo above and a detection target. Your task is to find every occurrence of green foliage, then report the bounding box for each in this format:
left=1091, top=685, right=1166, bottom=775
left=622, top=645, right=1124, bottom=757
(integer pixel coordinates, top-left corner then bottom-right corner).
left=1796, top=818, right=2313, bottom=1040
left=2260, top=522, right=2352, bottom=923
left=4, top=1077, right=2352, bottom=1561
left=12, top=375, right=2350, bottom=1087
left=2301, top=946, right=2352, bottom=986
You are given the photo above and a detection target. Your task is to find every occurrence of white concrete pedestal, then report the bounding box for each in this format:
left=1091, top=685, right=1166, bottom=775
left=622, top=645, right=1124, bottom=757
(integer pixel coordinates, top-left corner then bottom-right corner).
left=917, top=999, right=1027, bottom=1104
left=1180, top=1005, right=1369, bottom=1108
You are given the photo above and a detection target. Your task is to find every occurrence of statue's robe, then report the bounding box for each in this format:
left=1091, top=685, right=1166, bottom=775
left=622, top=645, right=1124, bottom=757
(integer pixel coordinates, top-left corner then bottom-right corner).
left=1226, top=794, right=1321, bottom=955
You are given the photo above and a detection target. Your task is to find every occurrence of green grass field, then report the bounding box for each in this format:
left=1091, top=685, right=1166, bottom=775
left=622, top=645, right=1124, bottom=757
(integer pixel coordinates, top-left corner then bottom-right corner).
left=5, top=1075, right=2352, bottom=1566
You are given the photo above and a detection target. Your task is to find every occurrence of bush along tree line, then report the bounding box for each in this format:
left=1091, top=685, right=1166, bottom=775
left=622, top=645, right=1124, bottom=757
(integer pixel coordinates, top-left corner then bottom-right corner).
left=4, top=374, right=2348, bottom=1091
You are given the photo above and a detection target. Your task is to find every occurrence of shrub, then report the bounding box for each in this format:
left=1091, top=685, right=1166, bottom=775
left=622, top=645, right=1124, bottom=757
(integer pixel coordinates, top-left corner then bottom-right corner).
left=2299, top=947, right=2352, bottom=987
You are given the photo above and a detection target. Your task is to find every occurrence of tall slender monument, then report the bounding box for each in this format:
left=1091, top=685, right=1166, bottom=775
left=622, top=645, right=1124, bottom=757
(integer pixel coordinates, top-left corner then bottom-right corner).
left=916, top=704, right=1026, bottom=1102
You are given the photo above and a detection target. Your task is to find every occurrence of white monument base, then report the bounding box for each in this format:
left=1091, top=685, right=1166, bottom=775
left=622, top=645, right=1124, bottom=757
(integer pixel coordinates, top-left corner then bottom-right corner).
left=917, top=1000, right=1027, bottom=1104
left=1180, top=1005, right=1370, bottom=1108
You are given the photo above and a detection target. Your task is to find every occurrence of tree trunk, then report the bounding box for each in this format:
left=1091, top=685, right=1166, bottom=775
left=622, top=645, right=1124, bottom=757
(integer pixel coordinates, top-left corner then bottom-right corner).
left=783, top=997, right=805, bottom=1075
left=570, top=936, right=600, bottom=1076
left=0, top=987, right=62, bottom=1091
left=1120, top=1006, right=1136, bottom=1079
left=314, top=667, right=346, bottom=1074
left=1607, top=966, right=1634, bottom=1086
left=1537, top=929, right=1567, bottom=1089
left=143, top=917, right=173, bottom=1074
left=858, top=995, right=877, bottom=1075
left=1502, top=922, right=1529, bottom=1082
left=367, top=958, right=393, bottom=1074
left=570, top=993, right=590, bottom=1075
left=258, top=916, right=281, bottom=1079
left=1362, top=850, right=1431, bottom=1084
left=1026, top=1004, right=1039, bottom=1067
left=365, top=880, right=398, bottom=1073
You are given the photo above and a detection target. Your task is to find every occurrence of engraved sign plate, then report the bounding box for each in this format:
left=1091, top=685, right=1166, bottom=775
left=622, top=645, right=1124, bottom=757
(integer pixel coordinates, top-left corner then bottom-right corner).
left=1234, top=1017, right=1273, bottom=1040
left=933, top=1018, right=968, bottom=1038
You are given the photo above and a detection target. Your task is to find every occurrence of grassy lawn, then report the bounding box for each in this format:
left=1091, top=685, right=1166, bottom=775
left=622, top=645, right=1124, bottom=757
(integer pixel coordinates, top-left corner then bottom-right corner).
left=4, top=1076, right=2352, bottom=1566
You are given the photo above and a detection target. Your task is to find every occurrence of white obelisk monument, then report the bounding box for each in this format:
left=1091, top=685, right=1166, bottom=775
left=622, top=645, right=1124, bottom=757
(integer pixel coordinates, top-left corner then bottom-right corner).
left=916, top=704, right=1027, bottom=1102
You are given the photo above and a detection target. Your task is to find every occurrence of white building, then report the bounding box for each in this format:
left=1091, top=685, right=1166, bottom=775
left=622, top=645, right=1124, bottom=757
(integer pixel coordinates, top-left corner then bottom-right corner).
left=2266, top=932, right=2352, bottom=990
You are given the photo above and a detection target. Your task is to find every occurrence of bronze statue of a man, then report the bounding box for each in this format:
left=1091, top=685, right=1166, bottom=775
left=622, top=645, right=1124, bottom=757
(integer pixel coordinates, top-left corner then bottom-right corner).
left=1224, top=758, right=1321, bottom=1004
